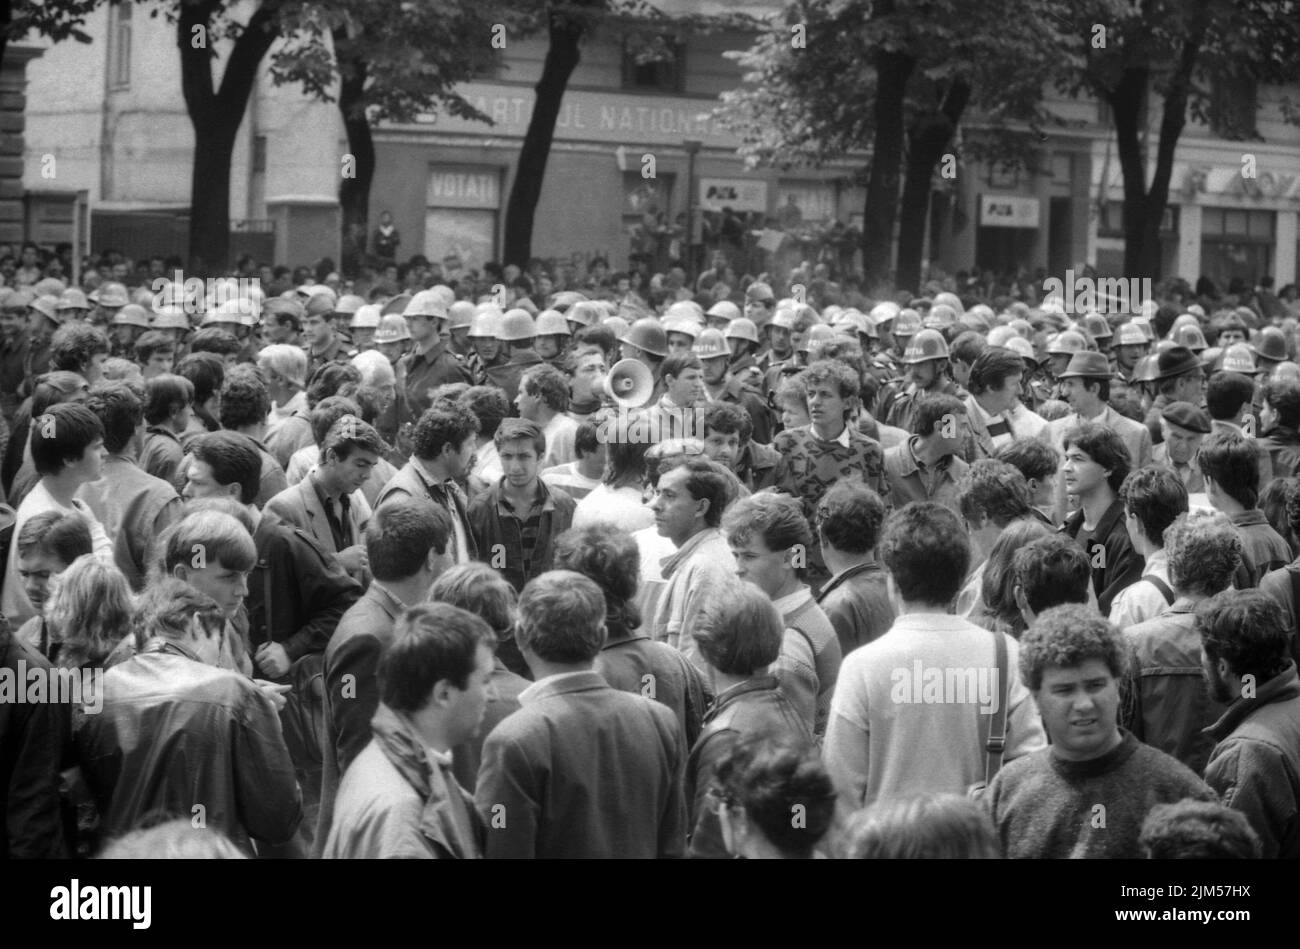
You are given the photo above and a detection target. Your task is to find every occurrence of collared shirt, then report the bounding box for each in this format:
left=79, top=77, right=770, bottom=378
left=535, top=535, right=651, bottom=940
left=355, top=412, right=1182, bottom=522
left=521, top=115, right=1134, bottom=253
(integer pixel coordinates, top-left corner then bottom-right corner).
left=496, top=479, right=547, bottom=577
left=517, top=670, right=592, bottom=705
left=410, top=456, right=470, bottom=564
left=1108, top=548, right=1173, bottom=630
left=312, top=476, right=354, bottom=550
left=772, top=585, right=814, bottom=617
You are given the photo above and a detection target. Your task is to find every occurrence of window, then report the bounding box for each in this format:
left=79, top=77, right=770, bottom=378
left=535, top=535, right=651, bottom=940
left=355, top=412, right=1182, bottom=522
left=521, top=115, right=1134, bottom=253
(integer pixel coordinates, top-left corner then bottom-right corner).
left=1209, top=74, right=1258, bottom=139
left=111, top=2, right=131, bottom=89
left=253, top=136, right=267, bottom=174
left=1201, top=207, right=1273, bottom=240
left=1097, top=201, right=1176, bottom=237
left=622, top=36, right=685, bottom=93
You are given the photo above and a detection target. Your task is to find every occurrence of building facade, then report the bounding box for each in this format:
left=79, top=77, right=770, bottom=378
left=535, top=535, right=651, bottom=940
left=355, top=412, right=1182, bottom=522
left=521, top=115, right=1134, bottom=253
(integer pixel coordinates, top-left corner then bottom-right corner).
left=15, top=4, right=1300, bottom=289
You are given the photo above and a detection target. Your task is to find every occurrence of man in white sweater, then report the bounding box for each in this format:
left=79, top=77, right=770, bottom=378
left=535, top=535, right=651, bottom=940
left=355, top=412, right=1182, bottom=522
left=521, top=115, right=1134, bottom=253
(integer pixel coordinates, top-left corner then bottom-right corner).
left=648, top=457, right=736, bottom=671
left=2, top=402, right=112, bottom=625
left=824, top=502, right=1046, bottom=810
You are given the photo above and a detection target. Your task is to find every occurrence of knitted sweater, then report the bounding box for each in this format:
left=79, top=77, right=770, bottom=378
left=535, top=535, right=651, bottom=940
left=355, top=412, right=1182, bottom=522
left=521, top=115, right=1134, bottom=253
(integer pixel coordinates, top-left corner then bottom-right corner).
left=987, top=729, right=1216, bottom=858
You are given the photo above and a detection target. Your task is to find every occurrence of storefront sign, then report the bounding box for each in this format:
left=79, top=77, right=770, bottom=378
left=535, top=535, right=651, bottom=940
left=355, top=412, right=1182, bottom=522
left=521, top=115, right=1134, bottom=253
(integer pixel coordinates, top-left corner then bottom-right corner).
left=698, top=178, right=768, bottom=213
left=980, top=194, right=1040, bottom=228
left=400, top=82, right=739, bottom=148
left=427, top=166, right=500, bottom=209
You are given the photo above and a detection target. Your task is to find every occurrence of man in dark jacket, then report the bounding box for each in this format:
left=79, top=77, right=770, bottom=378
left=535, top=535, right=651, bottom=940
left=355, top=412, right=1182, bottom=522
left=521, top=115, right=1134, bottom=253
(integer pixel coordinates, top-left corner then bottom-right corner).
left=467, top=419, right=575, bottom=593
left=815, top=481, right=895, bottom=658
left=75, top=580, right=301, bottom=856
left=1120, top=511, right=1242, bottom=775
left=0, top=614, right=67, bottom=858
left=1060, top=422, right=1141, bottom=615
left=1199, top=589, right=1300, bottom=858
left=1258, top=377, right=1300, bottom=480
left=701, top=402, right=777, bottom=492
left=475, top=571, right=686, bottom=858
left=315, top=497, right=453, bottom=856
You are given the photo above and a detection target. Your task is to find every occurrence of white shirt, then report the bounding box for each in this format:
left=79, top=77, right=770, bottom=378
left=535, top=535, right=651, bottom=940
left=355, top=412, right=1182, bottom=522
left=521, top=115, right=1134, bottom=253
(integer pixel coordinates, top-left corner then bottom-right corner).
left=572, top=483, right=655, bottom=532
left=1109, top=549, right=1173, bottom=631
left=540, top=412, right=580, bottom=470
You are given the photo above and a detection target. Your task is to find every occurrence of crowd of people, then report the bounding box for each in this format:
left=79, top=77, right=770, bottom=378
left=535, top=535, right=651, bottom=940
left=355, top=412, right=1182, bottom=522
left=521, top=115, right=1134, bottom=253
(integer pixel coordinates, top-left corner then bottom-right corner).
left=1, top=239, right=1299, bottom=861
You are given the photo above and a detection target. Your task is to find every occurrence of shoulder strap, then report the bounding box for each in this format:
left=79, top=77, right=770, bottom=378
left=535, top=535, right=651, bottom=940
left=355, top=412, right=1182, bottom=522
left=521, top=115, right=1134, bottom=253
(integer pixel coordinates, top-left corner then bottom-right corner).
left=1290, top=565, right=1300, bottom=624
left=1141, top=573, right=1175, bottom=606
left=982, top=630, right=1010, bottom=787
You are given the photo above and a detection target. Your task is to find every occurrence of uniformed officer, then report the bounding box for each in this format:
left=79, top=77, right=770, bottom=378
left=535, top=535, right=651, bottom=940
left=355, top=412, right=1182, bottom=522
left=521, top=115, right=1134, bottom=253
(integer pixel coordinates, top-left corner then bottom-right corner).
left=484, top=308, right=544, bottom=406
left=303, top=292, right=353, bottom=376
left=881, top=328, right=962, bottom=435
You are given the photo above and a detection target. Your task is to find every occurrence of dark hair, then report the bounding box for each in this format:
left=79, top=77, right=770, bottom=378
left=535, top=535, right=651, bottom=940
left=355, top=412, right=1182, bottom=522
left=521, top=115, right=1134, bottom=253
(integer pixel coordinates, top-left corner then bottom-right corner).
left=31, top=372, right=90, bottom=417
left=949, top=330, right=987, bottom=367
left=86, top=381, right=144, bottom=454
left=1139, top=800, right=1263, bottom=860
left=321, top=415, right=386, bottom=463
left=968, top=347, right=1025, bottom=397
left=981, top=519, right=1053, bottom=630
left=133, top=330, right=175, bottom=363
left=662, top=352, right=704, bottom=382
left=219, top=367, right=271, bottom=431
left=802, top=359, right=860, bottom=401
left=308, top=395, right=361, bottom=447
left=880, top=503, right=970, bottom=605
left=1012, top=535, right=1091, bottom=617
left=1205, top=372, right=1256, bottom=422
left=516, top=570, right=607, bottom=662
left=143, top=373, right=194, bottom=425
left=702, top=401, right=753, bottom=445
left=412, top=403, right=480, bottom=462
left=458, top=386, right=509, bottom=441
left=16, top=509, right=93, bottom=562
left=175, top=351, right=225, bottom=408
left=722, top=493, right=813, bottom=575
left=1197, top=429, right=1260, bottom=509
left=1260, top=478, right=1298, bottom=558
left=1062, top=422, right=1131, bottom=494
left=49, top=322, right=110, bottom=373
left=1018, top=604, right=1125, bottom=691
left=601, top=410, right=652, bottom=487
left=957, top=460, right=1032, bottom=528
left=913, top=393, right=965, bottom=438
left=1264, top=379, right=1300, bottom=430
left=157, top=510, right=256, bottom=575
left=1196, top=589, right=1291, bottom=684
left=190, top=431, right=262, bottom=505
left=427, top=563, right=517, bottom=640
left=134, top=577, right=225, bottom=647
left=520, top=364, right=570, bottom=412
left=189, top=327, right=241, bottom=358
left=658, top=456, right=734, bottom=529
left=816, top=481, right=885, bottom=554
left=379, top=603, right=496, bottom=710
left=691, top=579, right=784, bottom=676
left=31, top=402, right=104, bottom=476
left=994, top=437, right=1059, bottom=484
left=574, top=418, right=600, bottom=457
left=710, top=735, right=836, bottom=858
left=366, top=496, right=451, bottom=581
left=574, top=324, right=616, bottom=362
left=493, top=417, right=545, bottom=456
left=1119, top=466, right=1189, bottom=547
left=553, top=524, right=642, bottom=638
left=305, top=361, right=360, bottom=410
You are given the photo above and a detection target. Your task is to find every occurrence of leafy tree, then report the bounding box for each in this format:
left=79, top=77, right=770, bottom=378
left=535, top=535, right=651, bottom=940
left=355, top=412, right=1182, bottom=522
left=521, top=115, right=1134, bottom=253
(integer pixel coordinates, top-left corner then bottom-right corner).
left=716, top=0, right=1065, bottom=293
left=1052, top=0, right=1300, bottom=280
left=270, top=0, right=516, bottom=273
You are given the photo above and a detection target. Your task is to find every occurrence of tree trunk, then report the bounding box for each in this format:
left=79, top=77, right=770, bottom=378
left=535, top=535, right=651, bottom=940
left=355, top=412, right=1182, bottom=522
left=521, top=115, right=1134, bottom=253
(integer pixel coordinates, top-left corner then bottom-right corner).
left=179, top=1, right=279, bottom=275
left=1107, top=67, right=1150, bottom=280
left=860, top=48, right=913, bottom=292
left=896, top=82, right=970, bottom=293
left=0, top=0, right=10, bottom=75
left=503, top=5, right=591, bottom=267
left=336, top=41, right=374, bottom=277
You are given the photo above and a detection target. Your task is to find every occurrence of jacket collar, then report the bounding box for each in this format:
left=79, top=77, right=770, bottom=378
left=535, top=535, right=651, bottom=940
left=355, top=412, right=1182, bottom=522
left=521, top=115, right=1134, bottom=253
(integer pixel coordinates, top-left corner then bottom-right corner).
left=660, top=527, right=723, bottom=580
left=370, top=704, right=478, bottom=859
left=517, top=668, right=606, bottom=705
left=706, top=675, right=781, bottom=722
left=1204, top=662, right=1300, bottom=742
left=817, top=561, right=883, bottom=600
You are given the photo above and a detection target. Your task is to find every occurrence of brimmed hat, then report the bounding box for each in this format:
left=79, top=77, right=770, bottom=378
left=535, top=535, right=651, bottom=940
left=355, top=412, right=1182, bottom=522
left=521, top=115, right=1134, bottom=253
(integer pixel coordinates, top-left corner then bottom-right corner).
left=1056, top=351, right=1113, bottom=379
left=1155, top=345, right=1205, bottom=380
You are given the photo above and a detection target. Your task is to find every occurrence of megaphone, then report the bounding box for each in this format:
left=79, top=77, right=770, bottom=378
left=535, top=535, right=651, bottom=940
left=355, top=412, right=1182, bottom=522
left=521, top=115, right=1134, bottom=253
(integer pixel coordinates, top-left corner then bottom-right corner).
left=595, top=358, right=655, bottom=408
